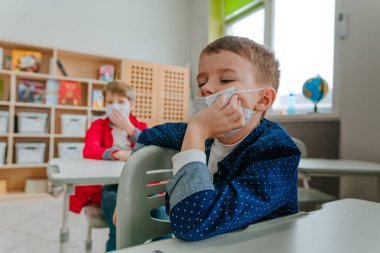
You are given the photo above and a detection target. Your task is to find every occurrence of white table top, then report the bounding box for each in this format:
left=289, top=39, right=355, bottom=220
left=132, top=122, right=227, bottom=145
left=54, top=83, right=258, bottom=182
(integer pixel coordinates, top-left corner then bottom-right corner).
left=113, top=199, right=380, bottom=253
left=47, top=158, right=125, bottom=185
left=299, top=158, right=380, bottom=175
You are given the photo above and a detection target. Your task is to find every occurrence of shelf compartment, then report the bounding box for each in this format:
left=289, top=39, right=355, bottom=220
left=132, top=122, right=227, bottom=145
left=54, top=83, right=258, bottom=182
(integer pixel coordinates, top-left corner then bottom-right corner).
left=54, top=108, right=87, bottom=135
left=0, top=40, right=54, bottom=74
left=12, top=138, right=50, bottom=165
left=53, top=138, right=84, bottom=159
left=15, top=75, right=89, bottom=107
left=0, top=72, right=11, bottom=102
left=57, top=49, right=123, bottom=80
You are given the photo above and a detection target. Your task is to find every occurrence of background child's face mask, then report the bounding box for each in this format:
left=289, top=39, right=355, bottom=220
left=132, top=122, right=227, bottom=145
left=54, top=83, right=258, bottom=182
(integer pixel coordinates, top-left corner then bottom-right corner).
left=192, top=87, right=264, bottom=137
left=105, top=102, right=130, bottom=117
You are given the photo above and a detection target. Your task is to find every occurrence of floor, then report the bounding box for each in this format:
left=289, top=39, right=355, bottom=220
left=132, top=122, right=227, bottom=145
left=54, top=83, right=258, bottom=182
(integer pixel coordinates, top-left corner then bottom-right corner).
left=0, top=193, right=108, bottom=253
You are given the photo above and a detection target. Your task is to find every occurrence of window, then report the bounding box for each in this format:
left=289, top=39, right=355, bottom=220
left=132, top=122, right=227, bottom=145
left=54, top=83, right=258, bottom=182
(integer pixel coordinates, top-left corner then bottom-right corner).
left=225, top=8, right=265, bottom=45
left=271, top=0, right=335, bottom=115
left=223, top=0, right=336, bottom=115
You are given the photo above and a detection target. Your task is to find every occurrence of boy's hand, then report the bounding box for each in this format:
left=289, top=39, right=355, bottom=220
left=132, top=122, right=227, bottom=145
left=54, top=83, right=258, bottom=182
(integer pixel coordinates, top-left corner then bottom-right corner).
left=109, top=109, right=136, bottom=136
left=112, top=150, right=131, bottom=161
left=189, top=94, right=244, bottom=139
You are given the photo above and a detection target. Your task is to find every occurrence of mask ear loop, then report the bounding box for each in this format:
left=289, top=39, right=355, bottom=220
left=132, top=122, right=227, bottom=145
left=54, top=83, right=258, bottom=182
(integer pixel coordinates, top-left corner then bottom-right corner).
left=233, top=87, right=265, bottom=94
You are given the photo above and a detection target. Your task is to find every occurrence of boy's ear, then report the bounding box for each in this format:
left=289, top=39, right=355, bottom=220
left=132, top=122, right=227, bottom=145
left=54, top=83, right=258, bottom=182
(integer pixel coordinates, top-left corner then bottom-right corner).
left=254, top=87, right=277, bottom=112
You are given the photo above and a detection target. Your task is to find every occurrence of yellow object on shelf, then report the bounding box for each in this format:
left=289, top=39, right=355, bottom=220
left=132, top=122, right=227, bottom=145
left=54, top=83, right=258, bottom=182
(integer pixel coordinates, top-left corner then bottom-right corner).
left=0, top=180, right=7, bottom=195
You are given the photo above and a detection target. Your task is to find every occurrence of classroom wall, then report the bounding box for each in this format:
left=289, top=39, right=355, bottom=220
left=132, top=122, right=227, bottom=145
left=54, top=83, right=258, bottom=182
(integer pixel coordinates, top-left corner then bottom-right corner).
left=0, top=0, right=208, bottom=71
left=337, top=0, right=380, bottom=201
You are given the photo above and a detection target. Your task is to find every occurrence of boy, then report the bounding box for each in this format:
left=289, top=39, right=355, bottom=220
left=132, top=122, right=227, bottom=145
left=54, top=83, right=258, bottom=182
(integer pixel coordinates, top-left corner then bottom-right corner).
left=69, top=81, right=147, bottom=251
left=134, top=36, right=300, bottom=241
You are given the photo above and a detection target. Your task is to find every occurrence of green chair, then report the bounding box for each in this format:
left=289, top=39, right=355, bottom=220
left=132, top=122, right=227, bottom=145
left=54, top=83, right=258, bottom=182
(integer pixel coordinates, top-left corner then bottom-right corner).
left=292, top=138, right=336, bottom=208
left=116, top=145, right=177, bottom=250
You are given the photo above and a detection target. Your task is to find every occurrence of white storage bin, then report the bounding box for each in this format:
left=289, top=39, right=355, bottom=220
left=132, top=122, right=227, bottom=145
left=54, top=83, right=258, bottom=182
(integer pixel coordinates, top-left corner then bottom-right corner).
left=0, top=111, right=9, bottom=133
left=58, top=142, right=84, bottom=159
left=16, top=143, right=46, bottom=164
left=61, top=114, right=87, bottom=136
left=17, top=112, right=48, bottom=134
left=0, top=142, right=6, bottom=165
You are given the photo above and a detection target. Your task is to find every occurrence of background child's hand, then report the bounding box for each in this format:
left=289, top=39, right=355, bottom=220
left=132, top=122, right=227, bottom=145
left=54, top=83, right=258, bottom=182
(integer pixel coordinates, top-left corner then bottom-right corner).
left=112, top=150, right=131, bottom=161
left=109, top=109, right=136, bottom=136
left=189, top=94, right=245, bottom=139
left=113, top=209, right=117, bottom=225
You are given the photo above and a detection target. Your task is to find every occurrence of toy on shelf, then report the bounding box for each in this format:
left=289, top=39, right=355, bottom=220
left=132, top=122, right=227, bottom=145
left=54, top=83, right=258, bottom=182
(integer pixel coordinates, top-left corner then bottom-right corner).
left=17, top=79, right=45, bottom=103
left=59, top=80, right=82, bottom=106
left=92, top=89, right=104, bottom=108
left=11, top=49, right=42, bottom=72
left=98, top=64, right=115, bottom=82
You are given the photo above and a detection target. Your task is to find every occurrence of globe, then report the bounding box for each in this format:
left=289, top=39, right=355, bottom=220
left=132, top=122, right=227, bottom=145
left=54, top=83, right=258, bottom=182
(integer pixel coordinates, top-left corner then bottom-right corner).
left=302, top=75, right=329, bottom=113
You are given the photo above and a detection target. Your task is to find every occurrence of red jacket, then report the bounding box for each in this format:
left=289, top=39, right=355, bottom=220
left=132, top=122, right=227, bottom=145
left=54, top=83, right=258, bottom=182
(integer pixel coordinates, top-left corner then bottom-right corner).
left=69, top=114, right=147, bottom=213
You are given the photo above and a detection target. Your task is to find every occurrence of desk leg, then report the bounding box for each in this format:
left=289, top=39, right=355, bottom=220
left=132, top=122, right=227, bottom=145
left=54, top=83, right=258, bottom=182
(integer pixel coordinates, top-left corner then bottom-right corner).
left=60, top=184, right=74, bottom=253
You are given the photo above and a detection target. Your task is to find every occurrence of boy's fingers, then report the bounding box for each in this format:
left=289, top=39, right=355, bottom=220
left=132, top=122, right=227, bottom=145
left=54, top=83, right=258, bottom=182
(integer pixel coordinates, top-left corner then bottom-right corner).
left=213, top=93, right=227, bottom=109
left=224, top=95, right=240, bottom=115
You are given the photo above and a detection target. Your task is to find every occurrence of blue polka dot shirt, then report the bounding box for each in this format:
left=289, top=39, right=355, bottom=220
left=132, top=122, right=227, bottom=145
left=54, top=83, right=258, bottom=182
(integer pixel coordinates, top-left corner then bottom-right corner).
left=137, top=119, right=300, bottom=241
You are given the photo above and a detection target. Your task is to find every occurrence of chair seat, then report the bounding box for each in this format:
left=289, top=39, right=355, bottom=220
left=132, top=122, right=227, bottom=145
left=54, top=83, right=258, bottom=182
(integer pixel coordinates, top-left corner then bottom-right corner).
left=84, top=204, right=108, bottom=229
left=298, top=187, right=336, bottom=205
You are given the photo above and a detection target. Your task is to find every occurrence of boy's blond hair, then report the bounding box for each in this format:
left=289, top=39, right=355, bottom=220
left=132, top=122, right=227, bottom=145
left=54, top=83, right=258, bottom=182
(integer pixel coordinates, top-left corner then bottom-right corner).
left=201, top=36, right=280, bottom=91
left=103, top=81, right=136, bottom=103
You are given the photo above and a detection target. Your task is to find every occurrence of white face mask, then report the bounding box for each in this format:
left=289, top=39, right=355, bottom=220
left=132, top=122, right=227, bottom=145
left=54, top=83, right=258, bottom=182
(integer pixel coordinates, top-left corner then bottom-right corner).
left=192, top=87, right=264, bottom=137
left=105, top=102, right=130, bottom=118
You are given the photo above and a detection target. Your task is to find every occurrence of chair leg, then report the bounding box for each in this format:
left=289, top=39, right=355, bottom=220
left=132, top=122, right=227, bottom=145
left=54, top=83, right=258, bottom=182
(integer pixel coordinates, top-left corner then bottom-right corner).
left=85, top=225, right=92, bottom=253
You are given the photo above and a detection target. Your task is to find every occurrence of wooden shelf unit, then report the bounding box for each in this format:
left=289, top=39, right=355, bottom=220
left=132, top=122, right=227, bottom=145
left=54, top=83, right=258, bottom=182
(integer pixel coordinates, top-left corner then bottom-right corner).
left=0, top=39, right=190, bottom=192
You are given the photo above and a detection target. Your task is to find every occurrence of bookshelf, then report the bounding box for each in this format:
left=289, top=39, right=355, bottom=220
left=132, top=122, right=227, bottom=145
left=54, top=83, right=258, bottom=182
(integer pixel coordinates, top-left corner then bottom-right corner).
left=0, top=40, right=190, bottom=192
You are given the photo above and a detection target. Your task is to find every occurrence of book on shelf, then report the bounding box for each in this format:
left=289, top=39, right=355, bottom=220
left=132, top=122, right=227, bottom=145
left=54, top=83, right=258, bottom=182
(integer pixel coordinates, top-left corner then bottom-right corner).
left=46, top=79, right=59, bottom=105
left=58, top=80, right=82, bottom=106
left=98, top=64, right=115, bottom=82
left=11, top=49, right=42, bottom=72
left=17, top=79, right=45, bottom=103
left=92, top=89, right=104, bottom=108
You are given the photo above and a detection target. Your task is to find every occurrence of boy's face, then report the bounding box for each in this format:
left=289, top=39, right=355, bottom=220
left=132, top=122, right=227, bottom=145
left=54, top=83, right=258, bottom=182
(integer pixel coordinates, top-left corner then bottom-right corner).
left=105, top=92, right=132, bottom=107
left=197, top=50, right=262, bottom=111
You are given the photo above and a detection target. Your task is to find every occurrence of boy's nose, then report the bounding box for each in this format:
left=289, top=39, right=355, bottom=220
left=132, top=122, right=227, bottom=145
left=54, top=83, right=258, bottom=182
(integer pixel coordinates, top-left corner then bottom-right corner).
left=200, top=83, right=215, bottom=97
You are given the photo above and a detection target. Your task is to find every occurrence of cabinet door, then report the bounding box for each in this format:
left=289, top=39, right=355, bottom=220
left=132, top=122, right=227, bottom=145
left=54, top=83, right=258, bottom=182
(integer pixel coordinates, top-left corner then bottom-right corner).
left=123, top=60, right=159, bottom=127
left=157, top=65, right=190, bottom=124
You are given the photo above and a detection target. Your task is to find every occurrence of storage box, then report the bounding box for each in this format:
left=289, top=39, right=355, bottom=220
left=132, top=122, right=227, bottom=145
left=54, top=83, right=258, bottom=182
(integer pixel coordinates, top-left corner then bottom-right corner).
left=0, top=142, right=6, bottom=165
left=0, top=111, right=9, bottom=133
left=58, top=142, right=84, bottom=159
left=17, top=112, right=48, bottom=134
left=25, top=179, right=47, bottom=194
left=16, top=143, right=46, bottom=164
left=61, top=114, right=87, bottom=136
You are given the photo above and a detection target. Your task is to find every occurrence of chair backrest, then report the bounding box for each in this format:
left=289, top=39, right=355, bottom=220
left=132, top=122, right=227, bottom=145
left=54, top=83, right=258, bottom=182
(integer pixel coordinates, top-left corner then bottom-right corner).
left=116, top=145, right=178, bottom=249
left=292, top=137, right=308, bottom=158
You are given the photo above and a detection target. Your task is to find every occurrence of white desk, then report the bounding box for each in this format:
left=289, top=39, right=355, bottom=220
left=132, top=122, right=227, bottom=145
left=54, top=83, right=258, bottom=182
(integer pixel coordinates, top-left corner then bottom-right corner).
left=47, top=158, right=125, bottom=253
left=299, top=158, right=380, bottom=176
left=299, top=158, right=380, bottom=201
left=112, top=199, right=380, bottom=253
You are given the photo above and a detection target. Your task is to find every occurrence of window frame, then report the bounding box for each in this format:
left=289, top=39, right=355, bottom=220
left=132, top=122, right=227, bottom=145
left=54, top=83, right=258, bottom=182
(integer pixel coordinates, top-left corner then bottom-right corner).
left=223, top=0, right=340, bottom=120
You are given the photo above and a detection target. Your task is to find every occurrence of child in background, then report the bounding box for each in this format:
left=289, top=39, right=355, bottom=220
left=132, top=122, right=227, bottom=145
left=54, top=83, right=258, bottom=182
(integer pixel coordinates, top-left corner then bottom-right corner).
left=69, top=81, right=147, bottom=252
left=133, top=36, right=301, bottom=241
